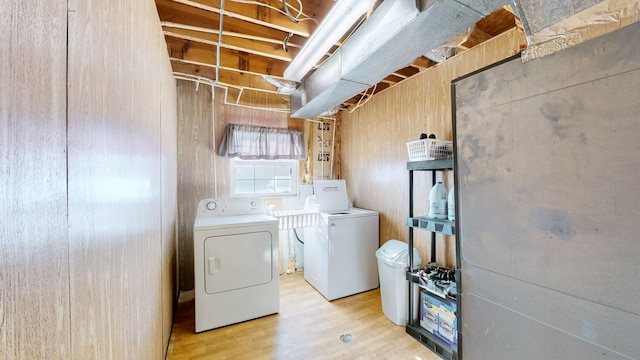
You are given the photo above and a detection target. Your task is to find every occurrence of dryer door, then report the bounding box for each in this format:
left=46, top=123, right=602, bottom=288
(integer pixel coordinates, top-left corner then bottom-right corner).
left=204, top=231, right=273, bottom=294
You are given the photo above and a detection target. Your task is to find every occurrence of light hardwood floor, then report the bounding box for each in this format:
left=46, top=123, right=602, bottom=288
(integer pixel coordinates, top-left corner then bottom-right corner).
left=166, top=272, right=441, bottom=360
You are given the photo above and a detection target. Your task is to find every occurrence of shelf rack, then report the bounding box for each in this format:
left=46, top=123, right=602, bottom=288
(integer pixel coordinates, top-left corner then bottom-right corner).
left=406, top=158, right=460, bottom=360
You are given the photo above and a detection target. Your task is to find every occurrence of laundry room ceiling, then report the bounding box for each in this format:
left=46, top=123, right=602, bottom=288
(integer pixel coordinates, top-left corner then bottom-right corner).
left=154, top=0, right=522, bottom=114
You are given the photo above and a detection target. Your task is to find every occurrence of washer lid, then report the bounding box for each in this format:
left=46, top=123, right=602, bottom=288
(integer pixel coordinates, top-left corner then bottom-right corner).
left=321, top=207, right=378, bottom=219
left=313, top=179, right=349, bottom=213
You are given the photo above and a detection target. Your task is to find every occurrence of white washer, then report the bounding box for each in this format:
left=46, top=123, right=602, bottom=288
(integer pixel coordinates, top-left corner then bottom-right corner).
left=193, top=198, right=279, bottom=333
left=304, top=180, right=379, bottom=301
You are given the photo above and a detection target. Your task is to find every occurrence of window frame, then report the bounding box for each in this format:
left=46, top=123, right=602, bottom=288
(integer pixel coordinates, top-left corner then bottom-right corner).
left=229, top=158, right=300, bottom=198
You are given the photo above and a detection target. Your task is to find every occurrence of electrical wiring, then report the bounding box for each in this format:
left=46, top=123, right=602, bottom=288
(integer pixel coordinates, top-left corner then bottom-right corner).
left=173, top=72, right=291, bottom=113
left=292, top=0, right=303, bottom=19
left=293, top=228, right=304, bottom=244
left=282, top=0, right=299, bottom=23
left=348, top=84, right=377, bottom=113
left=230, top=0, right=284, bottom=15
left=229, top=0, right=315, bottom=23
left=283, top=32, right=293, bottom=52
left=216, top=0, right=225, bottom=82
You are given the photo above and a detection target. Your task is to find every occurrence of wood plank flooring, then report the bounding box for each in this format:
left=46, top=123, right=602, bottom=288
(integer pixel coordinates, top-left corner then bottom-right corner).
left=166, top=272, right=441, bottom=360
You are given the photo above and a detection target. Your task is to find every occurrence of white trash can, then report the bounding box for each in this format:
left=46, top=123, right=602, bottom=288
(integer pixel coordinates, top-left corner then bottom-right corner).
left=376, top=240, right=422, bottom=325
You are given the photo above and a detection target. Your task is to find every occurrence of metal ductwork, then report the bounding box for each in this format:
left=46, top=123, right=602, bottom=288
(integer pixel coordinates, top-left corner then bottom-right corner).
left=289, top=0, right=616, bottom=119
left=510, top=0, right=602, bottom=36
left=290, top=0, right=509, bottom=119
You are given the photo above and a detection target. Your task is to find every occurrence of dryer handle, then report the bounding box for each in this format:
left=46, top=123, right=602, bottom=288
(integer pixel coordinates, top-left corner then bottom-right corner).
left=208, top=257, right=221, bottom=275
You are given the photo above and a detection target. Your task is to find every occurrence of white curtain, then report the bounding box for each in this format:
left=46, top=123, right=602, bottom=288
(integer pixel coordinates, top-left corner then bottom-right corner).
left=217, top=123, right=305, bottom=160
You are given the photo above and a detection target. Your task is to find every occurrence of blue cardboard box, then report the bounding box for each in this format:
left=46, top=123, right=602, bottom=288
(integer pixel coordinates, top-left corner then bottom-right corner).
left=419, top=289, right=457, bottom=344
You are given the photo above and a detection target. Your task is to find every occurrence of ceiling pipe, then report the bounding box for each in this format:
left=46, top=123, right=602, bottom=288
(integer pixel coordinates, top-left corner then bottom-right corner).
left=216, top=0, right=226, bottom=83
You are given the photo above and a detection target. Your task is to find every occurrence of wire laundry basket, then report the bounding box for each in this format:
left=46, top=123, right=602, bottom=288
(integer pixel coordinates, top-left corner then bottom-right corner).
left=406, top=139, right=453, bottom=161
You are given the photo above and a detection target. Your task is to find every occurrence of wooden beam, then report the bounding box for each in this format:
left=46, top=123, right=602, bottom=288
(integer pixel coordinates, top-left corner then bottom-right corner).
left=394, top=66, right=420, bottom=78
left=165, top=36, right=289, bottom=77
left=372, top=82, right=389, bottom=94
left=461, top=25, right=493, bottom=49
left=476, top=7, right=519, bottom=36
left=411, top=56, right=437, bottom=71
left=391, top=72, right=408, bottom=79
left=171, top=60, right=216, bottom=79
left=161, top=21, right=303, bottom=49
left=164, top=27, right=297, bottom=62
left=170, top=60, right=287, bottom=94
left=170, top=0, right=314, bottom=37
left=156, top=0, right=294, bottom=42
left=217, top=67, right=281, bottom=92
left=221, top=86, right=290, bottom=110
left=380, top=73, right=405, bottom=85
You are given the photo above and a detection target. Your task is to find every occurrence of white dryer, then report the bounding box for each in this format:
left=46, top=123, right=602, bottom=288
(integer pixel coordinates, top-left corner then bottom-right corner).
left=304, top=180, right=379, bottom=301
left=193, top=198, right=279, bottom=333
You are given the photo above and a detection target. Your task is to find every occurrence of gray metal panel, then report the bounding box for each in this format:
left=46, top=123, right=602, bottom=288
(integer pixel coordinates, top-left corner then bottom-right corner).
left=464, top=294, right=634, bottom=360
left=339, top=0, right=422, bottom=84
left=454, top=22, right=640, bottom=359
left=514, top=0, right=601, bottom=34
left=440, top=0, right=503, bottom=16
left=290, top=78, right=370, bottom=119
left=458, top=65, right=640, bottom=313
left=463, top=267, right=640, bottom=359
left=342, top=1, right=485, bottom=86
left=290, top=51, right=371, bottom=118
left=454, top=23, right=640, bottom=114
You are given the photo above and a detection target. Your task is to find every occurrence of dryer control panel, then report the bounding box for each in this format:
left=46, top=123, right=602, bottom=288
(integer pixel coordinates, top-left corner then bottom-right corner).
left=196, top=197, right=262, bottom=217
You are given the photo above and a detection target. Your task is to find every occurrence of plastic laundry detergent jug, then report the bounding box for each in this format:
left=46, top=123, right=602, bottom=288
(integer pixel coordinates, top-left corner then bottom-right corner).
left=447, top=186, right=455, bottom=221
left=428, top=182, right=448, bottom=219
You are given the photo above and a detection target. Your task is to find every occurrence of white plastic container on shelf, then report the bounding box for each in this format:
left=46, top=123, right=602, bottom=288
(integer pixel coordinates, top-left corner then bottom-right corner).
left=447, top=186, right=455, bottom=221
left=428, top=182, right=448, bottom=219
left=376, top=240, right=422, bottom=326
left=406, top=139, right=453, bottom=161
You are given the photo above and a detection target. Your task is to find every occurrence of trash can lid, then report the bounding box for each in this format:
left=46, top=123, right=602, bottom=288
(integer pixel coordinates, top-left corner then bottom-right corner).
left=376, top=239, right=422, bottom=268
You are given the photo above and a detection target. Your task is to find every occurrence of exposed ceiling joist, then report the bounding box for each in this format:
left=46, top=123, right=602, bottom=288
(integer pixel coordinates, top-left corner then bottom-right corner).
left=156, top=0, right=298, bottom=42
left=411, top=56, right=437, bottom=70
left=216, top=67, right=282, bottom=92
left=166, top=36, right=288, bottom=77
left=156, top=0, right=526, bottom=113
left=171, top=0, right=314, bottom=37
left=161, top=21, right=304, bottom=49
left=170, top=60, right=282, bottom=94
left=164, top=27, right=296, bottom=61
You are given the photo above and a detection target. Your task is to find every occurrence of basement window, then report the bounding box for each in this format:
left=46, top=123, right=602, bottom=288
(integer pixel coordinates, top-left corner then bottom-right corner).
left=230, top=159, right=299, bottom=197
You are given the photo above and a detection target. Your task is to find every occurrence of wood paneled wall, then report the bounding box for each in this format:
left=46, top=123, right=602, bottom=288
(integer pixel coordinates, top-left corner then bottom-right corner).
left=1, top=0, right=177, bottom=359
left=160, top=59, right=179, bottom=356
left=67, top=0, right=177, bottom=357
left=176, top=81, right=216, bottom=292
left=340, top=28, right=526, bottom=267
left=176, top=83, right=302, bottom=290
left=1, top=1, right=70, bottom=359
